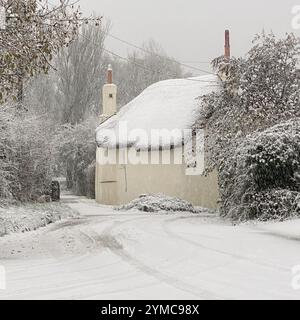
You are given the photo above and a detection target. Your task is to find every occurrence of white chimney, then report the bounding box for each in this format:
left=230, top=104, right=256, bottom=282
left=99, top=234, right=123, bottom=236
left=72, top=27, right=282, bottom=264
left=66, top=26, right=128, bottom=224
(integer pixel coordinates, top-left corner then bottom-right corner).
left=102, top=64, right=117, bottom=117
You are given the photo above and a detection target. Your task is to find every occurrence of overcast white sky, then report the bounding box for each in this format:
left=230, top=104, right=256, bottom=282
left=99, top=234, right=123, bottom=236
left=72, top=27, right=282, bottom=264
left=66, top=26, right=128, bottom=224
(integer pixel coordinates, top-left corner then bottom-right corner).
left=79, top=0, right=299, bottom=74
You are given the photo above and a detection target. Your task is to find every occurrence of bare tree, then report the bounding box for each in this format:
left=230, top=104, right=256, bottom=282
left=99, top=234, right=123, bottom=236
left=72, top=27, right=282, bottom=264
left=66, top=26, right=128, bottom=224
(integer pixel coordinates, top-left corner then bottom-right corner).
left=54, top=23, right=110, bottom=124
left=24, top=71, right=58, bottom=119
left=111, top=39, right=183, bottom=105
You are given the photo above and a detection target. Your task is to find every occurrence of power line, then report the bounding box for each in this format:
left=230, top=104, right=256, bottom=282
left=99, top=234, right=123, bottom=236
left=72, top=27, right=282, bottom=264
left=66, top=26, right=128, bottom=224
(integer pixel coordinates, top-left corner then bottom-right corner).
left=107, top=33, right=215, bottom=75
left=103, top=47, right=218, bottom=84
left=45, top=0, right=214, bottom=74
left=103, top=47, right=153, bottom=73
left=79, top=33, right=219, bottom=84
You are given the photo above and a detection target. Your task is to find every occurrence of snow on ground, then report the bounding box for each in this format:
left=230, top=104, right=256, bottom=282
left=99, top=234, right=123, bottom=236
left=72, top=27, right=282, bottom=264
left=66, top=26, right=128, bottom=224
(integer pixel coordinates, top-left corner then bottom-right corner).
left=253, top=219, right=300, bottom=240
left=0, top=194, right=300, bottom=300
left=96, top=75, right=219, bottom=149
left=0, top=202, right=77, bottom=237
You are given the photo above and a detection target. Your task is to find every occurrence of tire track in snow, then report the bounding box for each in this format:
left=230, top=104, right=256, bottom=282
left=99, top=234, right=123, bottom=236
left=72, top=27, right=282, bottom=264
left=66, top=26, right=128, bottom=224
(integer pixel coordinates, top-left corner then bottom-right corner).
left=162, top=216, right=290, bottom=272
left=90, top=216, right=224, bottom=300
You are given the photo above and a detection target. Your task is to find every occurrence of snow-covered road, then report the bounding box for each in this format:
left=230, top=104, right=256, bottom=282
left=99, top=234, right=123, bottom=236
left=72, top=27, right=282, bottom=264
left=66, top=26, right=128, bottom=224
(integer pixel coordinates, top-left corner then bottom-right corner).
left=0, top=194, right=300, bottom=300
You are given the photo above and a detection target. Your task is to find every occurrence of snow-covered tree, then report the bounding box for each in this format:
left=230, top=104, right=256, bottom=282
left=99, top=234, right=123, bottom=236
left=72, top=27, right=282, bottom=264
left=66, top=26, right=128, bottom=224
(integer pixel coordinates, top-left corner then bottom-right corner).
left=0, top=0, right=101, bottom=101
left=197, top=33, right=300, bottom=220
left=198, top=33, right=300, bottom=170
left=53, top=116, right=97, bottom=198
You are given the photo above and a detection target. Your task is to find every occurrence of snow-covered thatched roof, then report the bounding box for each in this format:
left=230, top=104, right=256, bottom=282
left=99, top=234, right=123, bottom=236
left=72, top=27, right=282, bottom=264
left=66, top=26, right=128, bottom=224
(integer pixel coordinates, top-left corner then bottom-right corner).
left=96, top=74, right=220, bottom=149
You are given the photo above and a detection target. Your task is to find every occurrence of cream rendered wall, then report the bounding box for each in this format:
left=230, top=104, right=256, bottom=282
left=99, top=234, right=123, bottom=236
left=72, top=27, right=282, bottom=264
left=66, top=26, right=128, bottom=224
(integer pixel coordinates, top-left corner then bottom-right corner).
left=102, top=84, right=117, bottom=116
left=96, top=147, right=219, bottom=209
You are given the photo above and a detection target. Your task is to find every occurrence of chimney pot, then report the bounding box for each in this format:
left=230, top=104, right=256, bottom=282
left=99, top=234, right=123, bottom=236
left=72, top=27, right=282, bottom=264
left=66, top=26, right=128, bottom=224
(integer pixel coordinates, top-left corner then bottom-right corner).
left=107, top=64, right=113, bottom=84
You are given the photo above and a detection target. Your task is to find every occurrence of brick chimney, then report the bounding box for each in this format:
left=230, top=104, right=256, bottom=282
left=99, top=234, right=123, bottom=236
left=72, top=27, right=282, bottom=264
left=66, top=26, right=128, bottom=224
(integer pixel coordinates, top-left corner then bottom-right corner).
left=224, top=30, right=230, bottom=60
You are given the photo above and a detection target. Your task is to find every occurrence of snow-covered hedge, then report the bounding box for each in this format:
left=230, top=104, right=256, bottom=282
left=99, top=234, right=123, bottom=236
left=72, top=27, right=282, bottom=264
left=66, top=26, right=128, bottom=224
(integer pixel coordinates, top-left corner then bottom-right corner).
left=247, top=190, right=300, bottom=221
left=220, top=119, right=300, bottom=221
left=0, top=202, right=77, bottom=237
left=0, top=106, right=55, bottom=201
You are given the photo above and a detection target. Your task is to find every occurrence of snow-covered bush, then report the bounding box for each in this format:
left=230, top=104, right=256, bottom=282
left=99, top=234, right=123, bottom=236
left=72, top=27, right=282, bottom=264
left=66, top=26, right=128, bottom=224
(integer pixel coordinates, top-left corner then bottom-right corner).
left=0, top=105, right=54, bottom=202
left=0, top=106, right=13, bottom=200
left=247, top=190, right=300, bottom=221
left=0, top=202, right=77, bottom=237
left=8, top=114, right=55, bottom=201
left=220, top=120, right=300, bottom=221
left=197, top=33, right=300, bottom=172
left=54, top=116, right=97, bottom=198
left=116, top=194, right=200, bottom=213
left=197, top=33, right=300, bottom=220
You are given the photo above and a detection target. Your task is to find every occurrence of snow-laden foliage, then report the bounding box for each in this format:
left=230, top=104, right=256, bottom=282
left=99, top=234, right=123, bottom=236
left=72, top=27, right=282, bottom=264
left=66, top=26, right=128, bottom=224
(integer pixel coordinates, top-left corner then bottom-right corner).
left=116, top=194, right=201, bottom=213
left=247, top=190, right=300, bottom=221
left=0, top=202, right=77, bottom=236
left=0, top=105, right=55, bottom=202
left=54, top=116, right=97, bottom=198
left=219, top=120, right=300, bottom=221
left=196, top=33, right=300, bottom=220
left=0, top=105, right=14, bottom=201
left=9, top=116, right=54, bottom=201
left=0, top=0, right=101, bottom=101
left=197, top=33, right=300, bottom=172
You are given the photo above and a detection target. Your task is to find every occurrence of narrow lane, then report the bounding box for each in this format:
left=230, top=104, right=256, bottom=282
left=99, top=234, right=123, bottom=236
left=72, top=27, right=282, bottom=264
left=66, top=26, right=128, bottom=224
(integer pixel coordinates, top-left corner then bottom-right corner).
left=0, top=195, right=299, bottom=299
